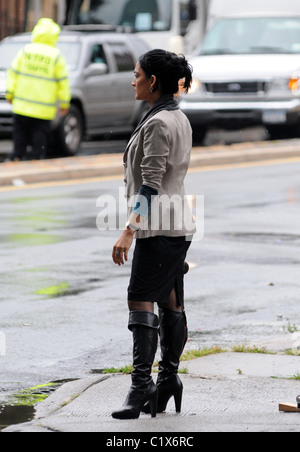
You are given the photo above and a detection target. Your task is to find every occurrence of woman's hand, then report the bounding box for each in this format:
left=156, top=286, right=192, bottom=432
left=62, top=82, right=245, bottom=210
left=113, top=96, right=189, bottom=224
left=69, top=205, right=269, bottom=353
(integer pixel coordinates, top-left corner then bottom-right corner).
left=112, top=229, right=135, bottom=266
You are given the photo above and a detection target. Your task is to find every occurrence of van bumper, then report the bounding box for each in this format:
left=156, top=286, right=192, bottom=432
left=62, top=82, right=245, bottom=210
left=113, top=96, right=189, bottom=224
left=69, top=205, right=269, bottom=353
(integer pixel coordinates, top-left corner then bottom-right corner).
left=179, top=98, right=300, bottom=129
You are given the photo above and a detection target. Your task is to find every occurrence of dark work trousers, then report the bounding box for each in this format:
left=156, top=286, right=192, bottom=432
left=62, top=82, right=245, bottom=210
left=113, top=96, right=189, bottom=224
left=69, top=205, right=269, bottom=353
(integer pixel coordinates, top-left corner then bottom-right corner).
left=11, top=114, right=51, bottom=160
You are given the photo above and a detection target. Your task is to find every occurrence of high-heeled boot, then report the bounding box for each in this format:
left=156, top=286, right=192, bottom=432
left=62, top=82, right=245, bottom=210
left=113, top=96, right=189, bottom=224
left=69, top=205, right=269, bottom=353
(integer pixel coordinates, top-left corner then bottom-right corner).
left=157, top=308, right=188, bottom=413
left=112, top=311, right=159, bottom=420
left=143, top=308, right=188, bottom=414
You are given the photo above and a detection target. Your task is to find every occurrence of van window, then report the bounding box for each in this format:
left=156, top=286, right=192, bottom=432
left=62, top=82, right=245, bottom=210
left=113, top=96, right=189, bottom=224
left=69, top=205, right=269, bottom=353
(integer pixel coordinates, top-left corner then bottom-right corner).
left=70, top=0, right=172, bottom=32
left=108, top=42, right=135, bottom=72
left=201, top=17, right=300, bottom=55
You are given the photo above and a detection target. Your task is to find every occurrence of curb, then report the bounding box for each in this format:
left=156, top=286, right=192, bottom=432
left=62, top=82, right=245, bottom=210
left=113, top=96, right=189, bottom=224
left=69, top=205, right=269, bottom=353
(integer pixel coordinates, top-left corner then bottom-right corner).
left=34, top=375, right=110, bottom=421
left=190, top=140, right=300, bottom=168
left=0, top=154, right=124, bottom=187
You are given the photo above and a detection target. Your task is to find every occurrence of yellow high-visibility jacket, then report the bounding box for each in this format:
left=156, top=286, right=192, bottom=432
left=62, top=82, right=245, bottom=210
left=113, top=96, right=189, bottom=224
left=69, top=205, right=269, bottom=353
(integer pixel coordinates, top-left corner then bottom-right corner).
left=6, top=18, right=71, bottom=121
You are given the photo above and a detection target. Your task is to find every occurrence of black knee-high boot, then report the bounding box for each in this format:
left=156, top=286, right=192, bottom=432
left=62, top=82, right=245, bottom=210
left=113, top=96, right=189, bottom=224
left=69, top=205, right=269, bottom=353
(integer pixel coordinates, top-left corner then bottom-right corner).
left=112, top=311, right=159, bottom=420
left=156, top=308, right=188, bottom=413
left=143, top=308, right=188, bottom=414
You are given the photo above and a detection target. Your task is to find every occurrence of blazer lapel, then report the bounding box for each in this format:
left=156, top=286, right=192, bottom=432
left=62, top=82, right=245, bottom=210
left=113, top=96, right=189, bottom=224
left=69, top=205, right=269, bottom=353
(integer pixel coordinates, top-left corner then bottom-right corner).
left=124, top=100, right=178, bottom=163
left=123, top=121, right=145, bottom=163
left=123, top=131, right=138, bottom=163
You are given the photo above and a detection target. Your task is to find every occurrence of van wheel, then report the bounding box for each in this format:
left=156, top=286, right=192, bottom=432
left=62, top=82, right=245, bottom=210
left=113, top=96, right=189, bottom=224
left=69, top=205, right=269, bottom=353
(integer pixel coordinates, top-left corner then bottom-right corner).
left=56, top=105, right=84, bottom=155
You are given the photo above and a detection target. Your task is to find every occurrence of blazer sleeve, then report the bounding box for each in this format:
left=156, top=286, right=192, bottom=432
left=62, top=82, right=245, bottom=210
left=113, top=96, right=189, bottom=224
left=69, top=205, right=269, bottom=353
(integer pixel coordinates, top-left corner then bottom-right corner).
left=141, top=117, right=170, bottom=191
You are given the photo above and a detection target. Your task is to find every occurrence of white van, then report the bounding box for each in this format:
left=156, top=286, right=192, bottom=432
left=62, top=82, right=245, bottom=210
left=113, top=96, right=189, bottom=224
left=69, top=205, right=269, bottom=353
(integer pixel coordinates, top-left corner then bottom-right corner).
left=180, top=0, right=300, bottom=142
left=66, top=0, right=208, bottom=54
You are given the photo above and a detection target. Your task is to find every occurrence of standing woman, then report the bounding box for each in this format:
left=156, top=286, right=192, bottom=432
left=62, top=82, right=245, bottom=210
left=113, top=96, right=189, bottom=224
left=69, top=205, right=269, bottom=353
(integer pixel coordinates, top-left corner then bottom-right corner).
left=112, top=49, right=195, bottom=420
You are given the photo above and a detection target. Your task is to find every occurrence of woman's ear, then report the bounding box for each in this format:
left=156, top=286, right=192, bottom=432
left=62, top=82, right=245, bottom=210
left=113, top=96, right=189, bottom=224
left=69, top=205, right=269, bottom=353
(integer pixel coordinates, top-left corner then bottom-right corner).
left=150, top=75, right=157, bottom=92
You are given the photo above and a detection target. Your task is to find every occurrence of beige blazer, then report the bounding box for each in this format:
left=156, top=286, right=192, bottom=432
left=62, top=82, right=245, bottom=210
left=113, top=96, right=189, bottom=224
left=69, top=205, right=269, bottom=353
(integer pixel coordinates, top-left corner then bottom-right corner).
left=123, top=109, right=196, bottom=239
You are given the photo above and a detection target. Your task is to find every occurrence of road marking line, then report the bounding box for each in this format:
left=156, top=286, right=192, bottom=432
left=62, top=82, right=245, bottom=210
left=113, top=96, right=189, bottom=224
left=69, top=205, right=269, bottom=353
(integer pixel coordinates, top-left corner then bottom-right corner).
left=189, top=156, right=300, bottom=173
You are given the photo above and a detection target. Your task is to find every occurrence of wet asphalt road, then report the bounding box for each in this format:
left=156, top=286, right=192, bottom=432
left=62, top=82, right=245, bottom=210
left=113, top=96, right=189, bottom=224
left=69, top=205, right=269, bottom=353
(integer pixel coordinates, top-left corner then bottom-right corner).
left=0, top=158, right=300, bottom=401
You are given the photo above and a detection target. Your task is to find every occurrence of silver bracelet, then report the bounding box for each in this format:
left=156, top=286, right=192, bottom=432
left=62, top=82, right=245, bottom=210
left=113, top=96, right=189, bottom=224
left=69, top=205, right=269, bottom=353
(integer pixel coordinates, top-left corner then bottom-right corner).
left=125, top=221, right=140, bottom=232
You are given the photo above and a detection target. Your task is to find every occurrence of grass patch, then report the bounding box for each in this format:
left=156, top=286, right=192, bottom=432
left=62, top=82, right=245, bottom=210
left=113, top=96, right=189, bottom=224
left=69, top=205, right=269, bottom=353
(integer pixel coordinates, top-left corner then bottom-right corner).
left=101, top=365, right=134, bottom=375
left=290, top=372, right=300, bottom=381
left=181, top=345, right=224, bottom=361
left=273, top=372, right=300, bottom=381
left=283, top=323, right=299, bottom=334
left=101, top=341, right=299, bottom=377
left=231, top=343, right=270, bottom=354
left=285, top=348, right=300, bottom=356
left=101, top=346, right=225, bottom=376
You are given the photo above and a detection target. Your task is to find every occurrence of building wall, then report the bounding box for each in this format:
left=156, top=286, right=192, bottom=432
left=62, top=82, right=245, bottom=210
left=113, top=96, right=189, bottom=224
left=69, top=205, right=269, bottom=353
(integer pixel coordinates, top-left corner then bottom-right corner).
left=0, top=0, right=26, bottom=40
left=0, top=0, right=66, bottom=41
left=26, top=0, right=60, bottom=31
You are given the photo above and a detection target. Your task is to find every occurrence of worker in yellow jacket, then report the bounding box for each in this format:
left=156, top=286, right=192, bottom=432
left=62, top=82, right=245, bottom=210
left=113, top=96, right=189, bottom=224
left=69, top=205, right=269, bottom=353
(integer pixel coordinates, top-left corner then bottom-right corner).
left=6, top=18, right=71, bottom=161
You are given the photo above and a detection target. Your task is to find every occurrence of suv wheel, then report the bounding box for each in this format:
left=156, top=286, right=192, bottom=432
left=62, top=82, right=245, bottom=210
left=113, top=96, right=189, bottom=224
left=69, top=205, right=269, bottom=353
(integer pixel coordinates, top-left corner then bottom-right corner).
left=56, top=105, right=84, bottom=155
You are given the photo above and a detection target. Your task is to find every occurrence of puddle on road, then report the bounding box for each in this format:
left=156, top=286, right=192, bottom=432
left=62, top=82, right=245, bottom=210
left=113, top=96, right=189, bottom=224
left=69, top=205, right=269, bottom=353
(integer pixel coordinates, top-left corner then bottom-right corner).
left=0, top=380, right=76, bottom=431
left=0, top=405, right=35, bottom=431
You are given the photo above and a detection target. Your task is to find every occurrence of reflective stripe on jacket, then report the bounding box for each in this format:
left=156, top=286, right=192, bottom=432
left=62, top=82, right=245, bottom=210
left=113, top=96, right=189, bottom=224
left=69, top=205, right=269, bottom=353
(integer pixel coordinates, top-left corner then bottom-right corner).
left=6, top=42, right=71, bottom=120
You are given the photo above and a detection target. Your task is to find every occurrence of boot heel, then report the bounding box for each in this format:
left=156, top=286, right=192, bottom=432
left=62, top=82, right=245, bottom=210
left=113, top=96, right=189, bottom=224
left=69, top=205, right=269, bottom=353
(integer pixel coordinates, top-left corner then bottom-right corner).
left=148, top=388, right=158, bottom=418
left=174, top=386, right=183, bottom=413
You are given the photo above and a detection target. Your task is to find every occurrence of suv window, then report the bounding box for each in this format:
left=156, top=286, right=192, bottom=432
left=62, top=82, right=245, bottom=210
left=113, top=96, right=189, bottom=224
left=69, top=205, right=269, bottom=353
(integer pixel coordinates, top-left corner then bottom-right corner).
left=91, top=44, right=108, bottom=65
left=108, top=42, right=135, bottom=72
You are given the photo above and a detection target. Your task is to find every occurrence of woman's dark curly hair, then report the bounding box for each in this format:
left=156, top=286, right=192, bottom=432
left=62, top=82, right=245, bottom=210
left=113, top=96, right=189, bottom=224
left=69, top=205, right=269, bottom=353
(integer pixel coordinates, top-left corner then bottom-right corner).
left=139, top=49, right=193, bottom=95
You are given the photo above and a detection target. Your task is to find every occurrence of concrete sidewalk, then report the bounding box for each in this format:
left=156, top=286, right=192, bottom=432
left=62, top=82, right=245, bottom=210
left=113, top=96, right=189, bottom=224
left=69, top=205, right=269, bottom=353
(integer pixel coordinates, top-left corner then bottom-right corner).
left=4, top=334, right=300, bottom=432
left=1, top=139, right=300, bottom=187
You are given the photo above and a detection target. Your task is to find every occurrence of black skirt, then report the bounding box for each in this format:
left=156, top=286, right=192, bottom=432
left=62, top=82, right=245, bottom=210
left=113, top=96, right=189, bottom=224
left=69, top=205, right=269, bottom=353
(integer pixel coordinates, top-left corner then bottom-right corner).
left=128, top=236, right=192, bottom=306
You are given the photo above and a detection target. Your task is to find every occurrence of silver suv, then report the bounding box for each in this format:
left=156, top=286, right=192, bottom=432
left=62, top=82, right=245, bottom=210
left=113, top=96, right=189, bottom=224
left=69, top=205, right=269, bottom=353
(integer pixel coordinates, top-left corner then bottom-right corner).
left=0, top=29, right=150, bottom=154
